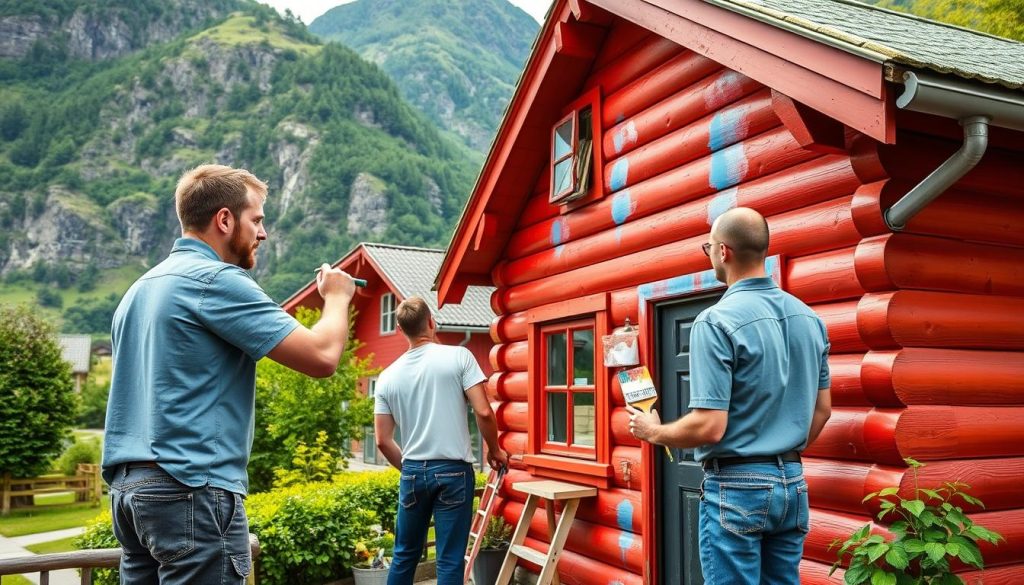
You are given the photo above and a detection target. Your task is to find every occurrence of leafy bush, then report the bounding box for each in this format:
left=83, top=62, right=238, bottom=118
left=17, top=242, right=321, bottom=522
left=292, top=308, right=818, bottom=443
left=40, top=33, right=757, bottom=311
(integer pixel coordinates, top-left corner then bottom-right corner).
left=53, top=436, right=101, bottom=476
left=74, top=509, right=119, bottom=585
left=480, top=516, right=512, bottom=550
left=74, top=469, right=402, bottom=585
left=830, top=458, right=1004, bottom=585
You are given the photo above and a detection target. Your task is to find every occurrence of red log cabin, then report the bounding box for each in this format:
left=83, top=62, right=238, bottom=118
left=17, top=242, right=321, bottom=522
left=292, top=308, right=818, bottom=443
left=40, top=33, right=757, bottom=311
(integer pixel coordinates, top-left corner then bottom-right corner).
left=433, top=0, right=1024, bottom=583
left=282, top=243, right=496, bottom=468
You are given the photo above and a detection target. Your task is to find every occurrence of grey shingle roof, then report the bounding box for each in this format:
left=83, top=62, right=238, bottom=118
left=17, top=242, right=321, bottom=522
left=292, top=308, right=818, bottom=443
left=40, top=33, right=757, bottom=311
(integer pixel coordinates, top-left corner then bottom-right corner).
left=712, top=0, right=1024, bottom=89
left=58, top=334, right=92, bottom=374
left=362, top=244, right=495, bottom=329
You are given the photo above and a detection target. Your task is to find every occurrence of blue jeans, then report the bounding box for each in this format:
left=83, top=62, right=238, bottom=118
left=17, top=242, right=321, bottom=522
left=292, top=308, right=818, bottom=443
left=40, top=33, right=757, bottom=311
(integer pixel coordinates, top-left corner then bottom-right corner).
left=388, top=460, right=474, bottom=585
left=699, top=461, right=808, bottom=585
left=109, top=464, right=251, bottom=585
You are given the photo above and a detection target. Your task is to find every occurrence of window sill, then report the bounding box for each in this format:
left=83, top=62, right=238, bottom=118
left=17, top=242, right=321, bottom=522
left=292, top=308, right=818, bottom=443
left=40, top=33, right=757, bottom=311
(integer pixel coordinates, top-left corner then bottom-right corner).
left=523, top=454, right=612, bottom=488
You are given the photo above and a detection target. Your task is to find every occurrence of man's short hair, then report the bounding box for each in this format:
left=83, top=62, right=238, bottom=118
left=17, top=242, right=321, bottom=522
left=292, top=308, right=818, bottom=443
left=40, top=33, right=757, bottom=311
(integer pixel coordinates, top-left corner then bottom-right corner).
left=396, top=296, right=431, bottom=338
left=175, top=164, right=268, bottom=232
left=717, top=209, right=770, bottom=264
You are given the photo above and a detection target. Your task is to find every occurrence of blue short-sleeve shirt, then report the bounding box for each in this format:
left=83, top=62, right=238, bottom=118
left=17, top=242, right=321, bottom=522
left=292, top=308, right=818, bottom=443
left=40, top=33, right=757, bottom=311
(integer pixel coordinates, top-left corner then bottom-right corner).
left=689, top=277, right=830, bottom=461
left=102, top=238, right=299, bottom=494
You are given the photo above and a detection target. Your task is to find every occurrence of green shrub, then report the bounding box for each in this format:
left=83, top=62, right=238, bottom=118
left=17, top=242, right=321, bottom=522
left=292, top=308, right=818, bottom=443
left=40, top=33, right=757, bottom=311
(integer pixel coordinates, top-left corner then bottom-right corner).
left=73, top=469, right=402, bottom=585
left=74, top=509, right=119, bottom=585
left=830, top=458, right=1003, bottom=585
left=53, top=437, right=101, bottom=476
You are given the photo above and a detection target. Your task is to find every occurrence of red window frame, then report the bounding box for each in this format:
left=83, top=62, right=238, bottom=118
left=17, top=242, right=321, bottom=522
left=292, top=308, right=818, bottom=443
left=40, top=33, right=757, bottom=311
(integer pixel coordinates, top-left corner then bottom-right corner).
left=539, top=319, right=597, bottom=459
left=549, top=86, right=603, bottom=210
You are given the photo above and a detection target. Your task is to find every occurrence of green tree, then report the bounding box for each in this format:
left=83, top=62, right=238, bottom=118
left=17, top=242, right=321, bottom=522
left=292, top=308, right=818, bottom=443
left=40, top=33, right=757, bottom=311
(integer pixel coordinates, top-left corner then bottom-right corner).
left=0, top=305, right=77, bottom=478
left=248, top=307, right=377, bottom=492
left=76, top=375, right=110, bottom=428
left=36, top=287, right=63, bottom=309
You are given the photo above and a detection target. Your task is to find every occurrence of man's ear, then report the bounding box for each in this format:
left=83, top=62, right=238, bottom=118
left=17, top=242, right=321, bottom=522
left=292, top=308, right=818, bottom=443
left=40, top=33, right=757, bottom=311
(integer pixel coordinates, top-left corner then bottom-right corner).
left=214, top=208, right=234, bottom=235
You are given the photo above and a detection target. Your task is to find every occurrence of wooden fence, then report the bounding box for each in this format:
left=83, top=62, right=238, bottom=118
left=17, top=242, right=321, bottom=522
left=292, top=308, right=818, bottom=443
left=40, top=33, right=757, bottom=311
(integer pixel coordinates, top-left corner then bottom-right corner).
left=1, top=463, right=104, bottom=515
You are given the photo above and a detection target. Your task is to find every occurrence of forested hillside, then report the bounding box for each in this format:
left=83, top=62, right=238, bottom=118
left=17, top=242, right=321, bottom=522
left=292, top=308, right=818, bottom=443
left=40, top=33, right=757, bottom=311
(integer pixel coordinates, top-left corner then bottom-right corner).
left=310, top=0, right=539, bottom=153
left=0, top=0, right=478, bottom=332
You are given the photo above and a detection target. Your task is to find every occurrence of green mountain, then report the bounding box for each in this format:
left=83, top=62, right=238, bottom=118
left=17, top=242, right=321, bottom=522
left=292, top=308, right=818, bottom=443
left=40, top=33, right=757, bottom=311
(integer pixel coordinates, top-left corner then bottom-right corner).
left=0, top=0, right=478, bottom=332
left=309, top=0, right=540, bottom=153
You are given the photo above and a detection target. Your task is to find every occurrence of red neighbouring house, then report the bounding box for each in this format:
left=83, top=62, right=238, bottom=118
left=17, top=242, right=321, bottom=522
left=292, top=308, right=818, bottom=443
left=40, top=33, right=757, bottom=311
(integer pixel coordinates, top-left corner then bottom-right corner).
left=282, top=243, right=496, bottom=469
left=433, top=0, right=1024, bottom=583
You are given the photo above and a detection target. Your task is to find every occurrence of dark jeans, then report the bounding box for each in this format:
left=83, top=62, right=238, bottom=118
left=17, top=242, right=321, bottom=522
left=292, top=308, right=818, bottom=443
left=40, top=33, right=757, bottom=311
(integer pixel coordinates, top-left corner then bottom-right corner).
left=109, top=464, right=251, bottom=585
left=699, top=461, right=809, bottom=585
left=388, top=460, right=474, bottom=585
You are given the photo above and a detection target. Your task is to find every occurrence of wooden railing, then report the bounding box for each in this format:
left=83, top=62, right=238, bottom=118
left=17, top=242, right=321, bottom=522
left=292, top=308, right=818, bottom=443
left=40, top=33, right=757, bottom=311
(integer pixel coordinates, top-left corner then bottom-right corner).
left=0, top=534, right=261, bottom=585
left=1, top=464, right=104, bottom=515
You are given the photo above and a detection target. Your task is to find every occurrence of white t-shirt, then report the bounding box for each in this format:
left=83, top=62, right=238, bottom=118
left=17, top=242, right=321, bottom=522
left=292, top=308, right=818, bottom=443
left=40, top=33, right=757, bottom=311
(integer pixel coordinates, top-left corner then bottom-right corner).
left=374, top=343, right=486, bottom=463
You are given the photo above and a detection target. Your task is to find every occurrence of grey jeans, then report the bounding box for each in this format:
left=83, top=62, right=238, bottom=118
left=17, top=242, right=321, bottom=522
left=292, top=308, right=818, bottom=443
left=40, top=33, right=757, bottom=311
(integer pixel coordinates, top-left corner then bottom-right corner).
left=109, top=464, right=251, bottom=585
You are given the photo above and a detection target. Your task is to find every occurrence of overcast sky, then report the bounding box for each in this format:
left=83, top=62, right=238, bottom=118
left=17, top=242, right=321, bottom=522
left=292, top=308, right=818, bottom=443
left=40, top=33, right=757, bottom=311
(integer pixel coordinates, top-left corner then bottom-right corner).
left=257, top=0, right=552, bottom=25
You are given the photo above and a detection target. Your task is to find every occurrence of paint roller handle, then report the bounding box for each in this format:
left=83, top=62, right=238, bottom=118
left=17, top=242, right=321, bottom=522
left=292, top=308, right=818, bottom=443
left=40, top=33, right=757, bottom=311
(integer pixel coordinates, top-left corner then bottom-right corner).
left=314, top=267, right=367, bottom=287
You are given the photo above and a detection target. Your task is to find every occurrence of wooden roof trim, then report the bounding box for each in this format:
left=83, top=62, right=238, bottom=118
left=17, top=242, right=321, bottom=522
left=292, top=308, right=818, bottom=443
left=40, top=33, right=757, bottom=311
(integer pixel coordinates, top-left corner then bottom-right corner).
left=435, top=2, right=573, bottom=308
left=591, top=0, right=894, bottom=143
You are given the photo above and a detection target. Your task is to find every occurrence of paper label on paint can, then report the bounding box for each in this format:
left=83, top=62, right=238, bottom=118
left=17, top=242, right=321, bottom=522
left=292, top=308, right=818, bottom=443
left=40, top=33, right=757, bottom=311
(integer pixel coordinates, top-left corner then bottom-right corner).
left=618, top=366, right=657, bottom=404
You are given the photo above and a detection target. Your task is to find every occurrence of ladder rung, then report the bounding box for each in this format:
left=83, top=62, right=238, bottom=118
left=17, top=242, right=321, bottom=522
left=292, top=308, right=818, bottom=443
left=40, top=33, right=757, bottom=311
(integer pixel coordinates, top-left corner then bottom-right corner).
left=477, top=509, right=487, bottom=516
left=510, top=544, right=548, bottom=566
left=469, top=531, right=479, bottom=539
left=464, top=554, right=471, bottom=562
left=487, top=483, right=498, bottom=489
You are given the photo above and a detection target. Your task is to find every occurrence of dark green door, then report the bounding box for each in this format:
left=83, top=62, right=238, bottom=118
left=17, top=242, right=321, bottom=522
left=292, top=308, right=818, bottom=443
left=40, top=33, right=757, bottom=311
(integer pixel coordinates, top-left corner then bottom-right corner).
left=656, top=293, right=721, bottom=585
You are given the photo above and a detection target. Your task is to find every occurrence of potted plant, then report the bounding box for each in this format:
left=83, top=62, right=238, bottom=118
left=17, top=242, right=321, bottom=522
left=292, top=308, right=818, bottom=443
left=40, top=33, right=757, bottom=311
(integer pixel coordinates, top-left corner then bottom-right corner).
left=830, top=458, right=1003, bottom=585
left=353, top=529, right=394, bottom=585
left=471, top=516, right=513, bottom=585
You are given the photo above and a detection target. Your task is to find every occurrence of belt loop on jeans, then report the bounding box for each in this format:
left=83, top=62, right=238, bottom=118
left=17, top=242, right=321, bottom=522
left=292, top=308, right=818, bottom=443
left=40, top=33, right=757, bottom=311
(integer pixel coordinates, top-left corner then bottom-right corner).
left=776, top=454, right=784, bottom=468
left=712, top=458, right=720, bottom=473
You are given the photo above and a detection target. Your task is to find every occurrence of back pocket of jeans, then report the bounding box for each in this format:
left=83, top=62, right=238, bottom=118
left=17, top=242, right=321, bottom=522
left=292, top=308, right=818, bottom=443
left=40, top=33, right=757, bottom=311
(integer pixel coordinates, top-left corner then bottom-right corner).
left=719, top=483, right=773, bottom=535
left=796, top=482, right=810, bottom=533
left=400, top=474, right=417, bottom=509
left=435, top=471, right=466, bottom=505
left=131, top=492, right=195, bottom=563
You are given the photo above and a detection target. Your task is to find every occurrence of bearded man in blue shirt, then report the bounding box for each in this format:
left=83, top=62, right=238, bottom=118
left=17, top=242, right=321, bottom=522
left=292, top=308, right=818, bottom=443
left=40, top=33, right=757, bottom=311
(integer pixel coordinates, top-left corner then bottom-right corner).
left=103, top=164, right=357, bottom=584
left=629, top=207, right=832, bottom=585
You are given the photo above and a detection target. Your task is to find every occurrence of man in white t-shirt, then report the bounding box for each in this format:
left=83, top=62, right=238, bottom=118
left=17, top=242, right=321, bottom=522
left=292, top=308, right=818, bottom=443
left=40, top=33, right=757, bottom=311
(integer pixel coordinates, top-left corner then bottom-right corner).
left=374, top=296, right=508, bottom=585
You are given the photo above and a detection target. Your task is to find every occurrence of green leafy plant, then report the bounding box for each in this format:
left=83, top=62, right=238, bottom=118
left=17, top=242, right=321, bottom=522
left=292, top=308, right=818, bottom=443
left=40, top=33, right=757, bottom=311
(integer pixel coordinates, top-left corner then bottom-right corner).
left=53, top=436, right=101, bottom=476
left=271, top=430, right=339, bottom=488
left=830, top=458, right=1003, bottom=585
left=480, top=516, right=512, bottom=550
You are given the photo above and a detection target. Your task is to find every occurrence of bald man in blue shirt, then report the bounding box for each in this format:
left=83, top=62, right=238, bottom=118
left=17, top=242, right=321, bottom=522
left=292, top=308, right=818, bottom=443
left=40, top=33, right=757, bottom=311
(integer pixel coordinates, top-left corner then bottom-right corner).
left=629, top=207, right=832, bottom=585
left=103, top=164, right=357, bottom=585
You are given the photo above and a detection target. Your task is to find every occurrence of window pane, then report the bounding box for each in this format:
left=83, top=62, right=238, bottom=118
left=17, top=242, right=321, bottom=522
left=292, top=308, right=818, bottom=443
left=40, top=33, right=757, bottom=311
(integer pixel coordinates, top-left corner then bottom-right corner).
left=547, top=392, right=567, bottom=442
left=554, top=119, right=573, bottom=159
left=573, top=393, right=595, bottom=446
left=546, top=332, right=567, bottom=385
left=572, top=329, right=594, bottom=386
left=553, top=159, right=573, bottom=195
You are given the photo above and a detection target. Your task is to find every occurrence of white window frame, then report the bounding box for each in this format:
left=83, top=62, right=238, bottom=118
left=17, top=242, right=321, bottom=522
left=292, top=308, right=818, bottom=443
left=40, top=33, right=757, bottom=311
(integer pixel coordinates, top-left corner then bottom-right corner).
left=380, top=293, right=396, bottom=333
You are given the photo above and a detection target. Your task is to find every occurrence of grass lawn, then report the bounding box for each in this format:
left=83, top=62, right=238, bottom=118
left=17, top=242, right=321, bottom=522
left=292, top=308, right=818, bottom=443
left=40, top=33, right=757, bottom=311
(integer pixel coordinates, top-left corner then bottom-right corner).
left=33, top=492, right=76, bottom=506
left=24, top=535, right=79, bottom=555
left=0, top=497, right=108, bottom=537
left=1, top=575, right=35, bottom=585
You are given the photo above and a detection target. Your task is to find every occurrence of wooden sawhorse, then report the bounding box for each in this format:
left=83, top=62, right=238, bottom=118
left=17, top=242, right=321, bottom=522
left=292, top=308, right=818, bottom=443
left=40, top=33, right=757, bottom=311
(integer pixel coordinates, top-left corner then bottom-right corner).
left=494, top=480, right=597, bottom=585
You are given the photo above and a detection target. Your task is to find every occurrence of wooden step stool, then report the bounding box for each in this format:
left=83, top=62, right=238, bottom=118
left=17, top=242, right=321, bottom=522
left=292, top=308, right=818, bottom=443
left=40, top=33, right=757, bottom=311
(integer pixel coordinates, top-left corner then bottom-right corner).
left=494, top=480, right=597, bottom=585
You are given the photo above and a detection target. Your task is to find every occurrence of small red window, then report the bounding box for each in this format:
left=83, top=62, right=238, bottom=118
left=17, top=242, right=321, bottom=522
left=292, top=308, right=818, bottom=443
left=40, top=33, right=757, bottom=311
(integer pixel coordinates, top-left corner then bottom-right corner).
left=540, top=319, right=596, bottom=458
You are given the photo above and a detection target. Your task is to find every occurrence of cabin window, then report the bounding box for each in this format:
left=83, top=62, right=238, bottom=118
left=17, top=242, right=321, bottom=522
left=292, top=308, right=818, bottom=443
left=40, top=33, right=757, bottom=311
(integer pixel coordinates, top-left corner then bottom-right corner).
left=380, top=293, right=396, bottom=333
left=540, top=319, right=596, bottom=458
left=550, top=107, right=594, bottom=205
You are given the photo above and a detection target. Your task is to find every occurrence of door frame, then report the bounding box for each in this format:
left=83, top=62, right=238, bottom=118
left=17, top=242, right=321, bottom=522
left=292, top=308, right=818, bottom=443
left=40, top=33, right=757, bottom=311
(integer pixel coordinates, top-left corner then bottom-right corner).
left=636, top=256, right=783, bottom=584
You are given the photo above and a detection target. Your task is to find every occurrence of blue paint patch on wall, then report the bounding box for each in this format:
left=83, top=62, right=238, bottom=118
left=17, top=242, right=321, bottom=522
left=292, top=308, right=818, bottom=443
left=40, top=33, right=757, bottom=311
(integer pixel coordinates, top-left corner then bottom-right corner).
left=709, top=144, right=747, bottom=191
left=707, top=187, right=738, bottom=226
left=708, top=107, right=746, bottom=152
left=618, top=530, right=634, bottom=565
left=616, top=499, right=634, bottom=530
left=613, top=130, right=625, bottom=153
left=550, top=218, right=565, bottom=246
left=555, top=244, right=565, bottom=258
left=610, top=158, right=630, bottom=192
left=611, top=190, right=633, bottom=225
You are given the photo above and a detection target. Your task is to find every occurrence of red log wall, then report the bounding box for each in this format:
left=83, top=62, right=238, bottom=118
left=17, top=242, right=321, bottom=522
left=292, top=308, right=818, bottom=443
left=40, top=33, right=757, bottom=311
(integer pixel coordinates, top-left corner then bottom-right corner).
left=485, top=13, right=1024, bottom=585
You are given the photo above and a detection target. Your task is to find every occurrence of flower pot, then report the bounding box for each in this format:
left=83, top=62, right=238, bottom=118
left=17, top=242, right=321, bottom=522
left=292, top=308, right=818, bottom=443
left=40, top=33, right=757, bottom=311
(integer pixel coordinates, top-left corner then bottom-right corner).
left=471, top=547, right=509, bottom=585
left=352, top=566, right=390, bottom=585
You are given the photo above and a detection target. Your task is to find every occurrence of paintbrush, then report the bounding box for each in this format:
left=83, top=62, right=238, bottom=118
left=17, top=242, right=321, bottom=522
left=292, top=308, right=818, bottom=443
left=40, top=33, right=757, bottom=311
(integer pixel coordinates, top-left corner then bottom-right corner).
left=314, top=267, right=367, bottom=287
